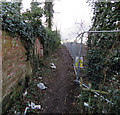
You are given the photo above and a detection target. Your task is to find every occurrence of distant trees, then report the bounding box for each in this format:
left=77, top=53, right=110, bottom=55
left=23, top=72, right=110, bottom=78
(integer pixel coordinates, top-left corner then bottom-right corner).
left=44, top=0, right=54, bottom=29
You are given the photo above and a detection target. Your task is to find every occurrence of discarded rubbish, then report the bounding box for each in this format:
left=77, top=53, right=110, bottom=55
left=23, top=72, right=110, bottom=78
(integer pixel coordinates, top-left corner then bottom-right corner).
left=94, top=94, right=97, bottom=97
left=50, top=63, right=54, bottom=66
left=24, top=102, right=41, bottom=115
left=31, top=102, right=35, bottom=109
left=39, top=77, right=42, bottom=79
left=37, top=83, right=47, bottom=90
left=34, top=105, right=41, bottom=109
left=24, top=107, right=29, bottom=115
left=50, top=63, right=56, bottom=69
left=51, top=65, right=56, bottom=69
left=84, top=102, right=93, bottom=109
left=23, top=90, right=27, bottom=97
left=84, top=102, right=89, bottom=107
left=29, top=102, right=41, bottom=109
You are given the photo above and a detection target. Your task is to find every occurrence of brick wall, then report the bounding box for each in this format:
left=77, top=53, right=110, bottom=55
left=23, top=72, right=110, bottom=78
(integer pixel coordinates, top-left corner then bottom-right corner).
left=35, top=38, right=43, bottom=58
left=1, top=31, right=32, bottom=113
left=0, top=30, right=2, bottom=115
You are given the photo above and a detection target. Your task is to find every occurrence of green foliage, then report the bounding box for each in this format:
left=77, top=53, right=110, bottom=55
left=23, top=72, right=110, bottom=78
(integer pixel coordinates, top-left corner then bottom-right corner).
left=1, top=2, right=22, bottom=36
left=1, top=1, right=61, bottom=80
left=86, top=2, right=120, bottom=113
left=87, top=2, right=120, bottom=85
left=44, top=28, right=61, bottom=55
left=44, top=1, right=54, bottom=29
left=1, top=1, right=61, bottom=59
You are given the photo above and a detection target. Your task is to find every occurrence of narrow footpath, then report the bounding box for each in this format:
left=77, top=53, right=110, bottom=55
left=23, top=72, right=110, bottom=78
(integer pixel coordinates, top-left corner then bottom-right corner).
left=40, top=45, right=78, bottom=113
left=8, top=45, right=79, bottom=114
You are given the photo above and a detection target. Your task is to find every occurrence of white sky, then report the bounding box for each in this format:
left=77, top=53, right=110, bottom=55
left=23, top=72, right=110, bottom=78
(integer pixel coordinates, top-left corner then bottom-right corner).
left=21, top=0, right=93, bottom=42
left=53, top=0, right=93, bottom=42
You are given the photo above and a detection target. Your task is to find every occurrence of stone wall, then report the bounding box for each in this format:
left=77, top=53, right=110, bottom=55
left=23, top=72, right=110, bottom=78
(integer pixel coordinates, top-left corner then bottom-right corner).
left=1, top=31, right=32, bottom=113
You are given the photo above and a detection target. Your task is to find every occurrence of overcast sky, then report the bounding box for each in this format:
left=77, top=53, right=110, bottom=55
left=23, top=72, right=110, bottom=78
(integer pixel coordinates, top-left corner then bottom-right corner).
left=53, top=0, right=93, bottom=42
left=21, top=0, right=93, bottom=42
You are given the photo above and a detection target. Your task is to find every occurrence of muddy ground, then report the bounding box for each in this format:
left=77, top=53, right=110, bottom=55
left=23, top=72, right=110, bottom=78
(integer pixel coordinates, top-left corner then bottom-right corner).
left=7, top=45, right=80, bottom=114
left=40, top=45, right=78, bottom=113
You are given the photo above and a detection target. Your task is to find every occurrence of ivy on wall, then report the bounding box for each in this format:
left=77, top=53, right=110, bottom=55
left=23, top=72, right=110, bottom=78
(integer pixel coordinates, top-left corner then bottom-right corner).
left=1, top=1, right=61, bottom=60
left=87, top=2, right=120, bottom=85
left=86, top=2, right=120, bottom=112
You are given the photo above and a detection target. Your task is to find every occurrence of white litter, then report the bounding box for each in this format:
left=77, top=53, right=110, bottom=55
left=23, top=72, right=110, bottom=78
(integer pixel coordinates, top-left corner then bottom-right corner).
left=84, top=102, right=89, bottom=107
left=50, top=63, right=56, bottom=69
left=29, top=102, right=41, bottom=109
left=37, top=83, right=47, bottom=90
left=23, top=90, right=27, bottom=97
left=31, top=102, right=35, bottom=109
left=24, top=107, right=29, bottom=115
left=39, top=77, right=42, bottom=79
left=51, top=65, right=56, bottom=69
left=94, top=95, right=97, bottom=97
left=50, top=63, right=54, bottom=66
left=24, top=102, right=41, bottom=115
left=34, top=105, right=41, bottom=109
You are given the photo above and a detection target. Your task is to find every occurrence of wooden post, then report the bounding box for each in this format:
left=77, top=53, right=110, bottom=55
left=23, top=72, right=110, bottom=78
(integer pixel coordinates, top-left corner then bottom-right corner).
left=88, top=83, right=92, bottom=114
left=108, top=83, right=113, bottom=112
left=80, top=77, right=83, bottom=113
left=97, top=84, right=102, bottom=113
left=81, top=88, right=109, bottom=95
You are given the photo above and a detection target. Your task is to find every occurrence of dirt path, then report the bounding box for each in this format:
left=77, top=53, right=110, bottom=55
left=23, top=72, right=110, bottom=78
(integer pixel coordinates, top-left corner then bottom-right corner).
left=40, top=45, right=77, bottom=113
left=7, top=45, right=78, bottom=114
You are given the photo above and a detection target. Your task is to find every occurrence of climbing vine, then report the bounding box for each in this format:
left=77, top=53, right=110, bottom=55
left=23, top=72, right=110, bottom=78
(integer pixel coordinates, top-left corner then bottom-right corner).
left=1, top=1, right=61, bottom=59
left=87, top=2, right=120, bottom=85
left=86, top=2, right=120, bottom=112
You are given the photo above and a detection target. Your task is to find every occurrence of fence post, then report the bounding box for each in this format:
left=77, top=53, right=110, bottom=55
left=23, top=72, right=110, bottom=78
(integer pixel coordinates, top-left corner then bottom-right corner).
left=97, top=84, right=103, bottom=113
left=88, top=83, right=92, bottom=114
left=76, top=33, right=84, bottom=81
left=109, top=83, right=113, bottom=113
left=0, top=30, right=2, bottom=115
left=80, top=77, right=83, bottom=113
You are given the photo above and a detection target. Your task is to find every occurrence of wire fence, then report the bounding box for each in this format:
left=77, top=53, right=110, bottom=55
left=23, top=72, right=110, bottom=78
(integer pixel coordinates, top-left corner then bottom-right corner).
left=64, top=30, right=120, bottom=113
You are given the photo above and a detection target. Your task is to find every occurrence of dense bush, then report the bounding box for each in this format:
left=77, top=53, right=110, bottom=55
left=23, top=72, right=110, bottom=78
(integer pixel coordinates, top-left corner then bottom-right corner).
left=44, top=28, right=61, bottom=55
